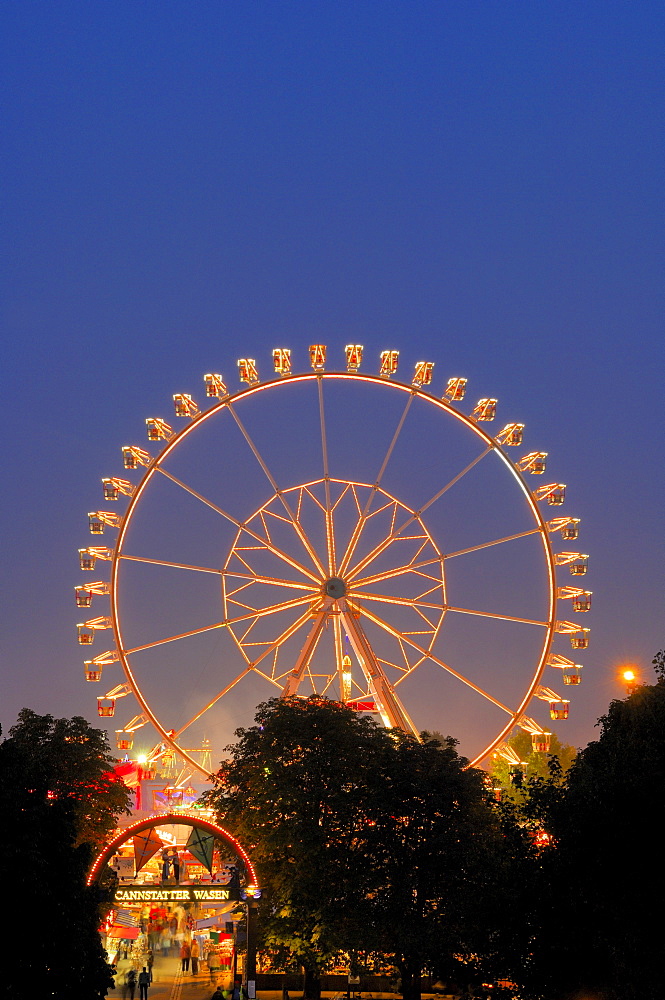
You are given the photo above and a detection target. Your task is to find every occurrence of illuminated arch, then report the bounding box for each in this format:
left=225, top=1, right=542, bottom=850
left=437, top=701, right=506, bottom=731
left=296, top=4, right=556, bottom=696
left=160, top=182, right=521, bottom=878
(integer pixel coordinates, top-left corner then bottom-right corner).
left=87, top=811, right=258, bottom=888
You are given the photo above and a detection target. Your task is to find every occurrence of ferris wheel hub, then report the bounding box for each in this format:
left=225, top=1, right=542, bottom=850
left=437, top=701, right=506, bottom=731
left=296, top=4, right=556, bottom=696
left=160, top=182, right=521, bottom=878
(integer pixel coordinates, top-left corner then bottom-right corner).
left=324, top=577, right=347, bottom=599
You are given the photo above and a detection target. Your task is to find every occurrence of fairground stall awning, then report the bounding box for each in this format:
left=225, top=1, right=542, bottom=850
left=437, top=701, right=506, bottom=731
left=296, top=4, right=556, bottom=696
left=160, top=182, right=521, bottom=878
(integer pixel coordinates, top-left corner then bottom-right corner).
left=107, top=926, right=140, bottom=940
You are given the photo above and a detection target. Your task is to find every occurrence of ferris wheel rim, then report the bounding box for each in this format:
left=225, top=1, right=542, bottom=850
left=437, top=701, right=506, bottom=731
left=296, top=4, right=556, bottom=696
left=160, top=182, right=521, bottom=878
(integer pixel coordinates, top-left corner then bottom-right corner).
left=107, top=369, right=559, bottom=775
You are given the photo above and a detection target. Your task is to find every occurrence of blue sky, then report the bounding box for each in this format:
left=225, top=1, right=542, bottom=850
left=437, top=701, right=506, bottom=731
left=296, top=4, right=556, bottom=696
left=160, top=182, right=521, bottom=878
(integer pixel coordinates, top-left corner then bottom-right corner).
left=2, top=2, right=663, bottom=766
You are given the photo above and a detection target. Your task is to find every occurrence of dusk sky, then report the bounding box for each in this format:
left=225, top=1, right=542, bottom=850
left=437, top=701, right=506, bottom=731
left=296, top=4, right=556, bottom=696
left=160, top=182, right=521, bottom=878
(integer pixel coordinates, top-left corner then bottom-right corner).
left=2, top=2, right=663, bottom=769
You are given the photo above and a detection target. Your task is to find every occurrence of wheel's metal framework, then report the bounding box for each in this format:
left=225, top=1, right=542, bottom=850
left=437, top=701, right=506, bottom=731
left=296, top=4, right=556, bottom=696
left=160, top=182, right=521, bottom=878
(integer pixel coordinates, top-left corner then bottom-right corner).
left=77, top=346, right=591, bottom=775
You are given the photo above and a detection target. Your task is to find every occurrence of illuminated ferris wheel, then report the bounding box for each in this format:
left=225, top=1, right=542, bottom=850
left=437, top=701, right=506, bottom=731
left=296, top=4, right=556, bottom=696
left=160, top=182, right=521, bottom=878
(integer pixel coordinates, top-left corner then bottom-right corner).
left=76, top=345, right=591, bottom=776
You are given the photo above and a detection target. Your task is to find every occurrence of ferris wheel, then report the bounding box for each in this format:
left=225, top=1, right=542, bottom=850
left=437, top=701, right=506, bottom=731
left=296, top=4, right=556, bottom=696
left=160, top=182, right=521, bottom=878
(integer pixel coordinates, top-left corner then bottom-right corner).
left=76, top=345, right=591, bottom=775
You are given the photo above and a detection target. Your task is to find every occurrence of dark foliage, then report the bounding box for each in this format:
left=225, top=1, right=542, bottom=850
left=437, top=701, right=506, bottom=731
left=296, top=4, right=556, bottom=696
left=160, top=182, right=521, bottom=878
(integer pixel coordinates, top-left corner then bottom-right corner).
left=517, top=670, right=665, bottom=1000
left=365, top=731, right=528, bottom=1000
left=203, top=697, right=520, bottom=1000
left=0, top=710, right=132, bottom=1000
left=204, top=696, right=394, bottom=991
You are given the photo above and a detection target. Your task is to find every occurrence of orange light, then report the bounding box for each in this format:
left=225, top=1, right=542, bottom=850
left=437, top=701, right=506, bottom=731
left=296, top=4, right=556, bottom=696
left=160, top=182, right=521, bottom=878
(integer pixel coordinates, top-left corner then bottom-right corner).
left=620, top=666, right=638, bottom=695
left=86, top=811, right=259, bottom=888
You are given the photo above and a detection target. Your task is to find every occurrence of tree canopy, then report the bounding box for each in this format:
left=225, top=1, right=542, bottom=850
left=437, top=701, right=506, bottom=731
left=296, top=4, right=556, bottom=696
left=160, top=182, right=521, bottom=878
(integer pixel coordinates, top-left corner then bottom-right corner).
left=0, top=709, right=132, bottom=1000
left=204, top=696, right=394, bottom=988
left=513, top=666, right=665, bottom=1000
left=204, top=697, right=519, bottom=1000
left=363, top=730, right=525, bottom=998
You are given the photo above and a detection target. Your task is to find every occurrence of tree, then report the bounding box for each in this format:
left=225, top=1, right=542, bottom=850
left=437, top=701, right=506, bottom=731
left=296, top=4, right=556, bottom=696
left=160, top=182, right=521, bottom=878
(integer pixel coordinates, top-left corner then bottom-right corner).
left=520, top=670, right=665, bottom=1000
left=488, top=730, right=577, bottom=804
left=366, top=732, right=524, bottom=1000
left=204, top=698, right=520, bottom=1000
left=0, top=710, right=132, bottom=1000
left=204, top=697, right=395, bottom=998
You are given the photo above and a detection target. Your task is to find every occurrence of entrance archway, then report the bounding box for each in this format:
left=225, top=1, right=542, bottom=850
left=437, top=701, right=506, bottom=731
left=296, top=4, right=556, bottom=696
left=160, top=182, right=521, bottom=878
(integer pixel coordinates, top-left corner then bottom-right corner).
left=90, top=812, right=260, bottom=996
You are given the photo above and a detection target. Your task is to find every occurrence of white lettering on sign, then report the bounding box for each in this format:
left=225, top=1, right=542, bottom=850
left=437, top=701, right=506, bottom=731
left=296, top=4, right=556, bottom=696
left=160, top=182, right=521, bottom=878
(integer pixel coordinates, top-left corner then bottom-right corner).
left=114, top=887, right=231, bottom=903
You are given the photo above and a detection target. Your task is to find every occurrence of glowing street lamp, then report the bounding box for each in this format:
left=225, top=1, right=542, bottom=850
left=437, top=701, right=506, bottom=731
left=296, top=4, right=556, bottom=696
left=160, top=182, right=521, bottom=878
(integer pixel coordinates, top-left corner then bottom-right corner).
left=621, top=667, right=638, bottom=695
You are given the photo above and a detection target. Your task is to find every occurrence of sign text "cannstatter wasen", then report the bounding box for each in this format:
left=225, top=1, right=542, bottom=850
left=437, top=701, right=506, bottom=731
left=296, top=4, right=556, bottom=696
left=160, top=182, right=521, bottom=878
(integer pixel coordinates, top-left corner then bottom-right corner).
left=114, top=886, right=240, bottom=903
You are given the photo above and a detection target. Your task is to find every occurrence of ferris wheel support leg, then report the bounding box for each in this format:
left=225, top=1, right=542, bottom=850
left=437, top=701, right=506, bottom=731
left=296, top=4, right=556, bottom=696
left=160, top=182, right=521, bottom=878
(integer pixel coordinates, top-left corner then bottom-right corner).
left=281, top=598, right=334, bottom=698
left=339, top=603, right=421, bottom=740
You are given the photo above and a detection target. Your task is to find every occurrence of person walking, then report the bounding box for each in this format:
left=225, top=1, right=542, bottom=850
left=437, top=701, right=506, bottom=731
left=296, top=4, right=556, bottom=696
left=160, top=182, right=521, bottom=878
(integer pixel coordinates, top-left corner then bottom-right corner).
left=138, top=966, right=150, bottom=1000
left=190, top=937, right=200, bottom=975
left=125, top=968, right=137, bottom=1000
left=210, top=988, right=225, bottom=1000
left=207, top=946, right=220, bottom=984
left=180, top=940, right=191, bottom=973
left=146, top=949, right=154, bottom=982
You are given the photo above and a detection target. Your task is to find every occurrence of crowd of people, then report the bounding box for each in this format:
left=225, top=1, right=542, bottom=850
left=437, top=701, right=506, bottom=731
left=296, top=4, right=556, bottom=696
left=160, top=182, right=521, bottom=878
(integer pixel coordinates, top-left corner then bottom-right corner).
left=111, top=929, right=232, bottom=998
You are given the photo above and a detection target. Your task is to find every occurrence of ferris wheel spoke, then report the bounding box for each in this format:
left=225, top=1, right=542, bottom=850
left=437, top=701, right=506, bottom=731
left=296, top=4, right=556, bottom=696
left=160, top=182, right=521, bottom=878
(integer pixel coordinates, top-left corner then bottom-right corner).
left=337, top=497, right=398, bottom=579
left=173, top=666, right=256, bottom=738
left=227, top=404, right=327, bottom=577
left=225, top=543, right=319, bottom=594
left=231, top=528, right=319, bottom=585
left=352, top=555, right=444, bottom=590
left=248, top=608, right=315, bottom=673
left=446, top=605, right=548, bottom=627
left=416, top=444, right=494, bottom=518
left=338, top=395, right=415, bottom=577
left=346, top=446, right=493, bottom=582
left=370, top=393, right=415, bottom=506
left=407, top=537, right=430, bottom=564
left=331, top=481, right=354, bottom=512
left=221, top=569, right=316, bottom=592
left=317, top=378, right=336, bottom=575
left=351, top=590, right=443, bottom=615
left=300, top=486, right=327, bottom=515
left=253, top=665, right=297, bottom=689
left=125, top=623, right=231, bottom=654
left=444, top=528, right=541, bottom=560
left=259, top=508, right=295, bottom=528
left=320, top=673, right=338, bottom=697
left=119, top=554, right=222, bottom=575
left=416, top=580, right=446, bottom=599
left=128, top=614, right=312, bottom=736
left=124, top=594, right=314, bottom=655
left=226, top=552, right=261, bottom=578
left=226, top=594, right=315, bottom=623
left=341, top=484, right=366, bottom=559
left=358, top=602, right=514, bottom=716
left=156, top=467, right=320, bottom=584
left=412, top=605, right=440, bottom=630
